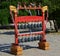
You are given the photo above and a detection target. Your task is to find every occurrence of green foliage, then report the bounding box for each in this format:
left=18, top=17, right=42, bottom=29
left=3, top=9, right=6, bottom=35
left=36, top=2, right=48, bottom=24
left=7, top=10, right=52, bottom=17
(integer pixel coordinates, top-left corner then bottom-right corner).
left=0, top=0, right=60, bottom=28
left=41, top=0, right=60, bottom=28
left=0, top=8, right=9, bottom=25
left=1, top=1, right=10, bottom=9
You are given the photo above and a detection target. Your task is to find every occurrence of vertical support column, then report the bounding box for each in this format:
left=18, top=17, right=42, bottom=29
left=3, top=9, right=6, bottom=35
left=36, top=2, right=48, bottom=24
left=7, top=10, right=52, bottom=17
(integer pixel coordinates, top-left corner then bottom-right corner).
left=13, top=11, right=19, bottom=45
left=38, top=12, right=49, bottom=50
left=14, top=16, right=19, bottom=45
left=41, top=21, right=46, bottom=42
left=10, top=11, right=23, bottom=55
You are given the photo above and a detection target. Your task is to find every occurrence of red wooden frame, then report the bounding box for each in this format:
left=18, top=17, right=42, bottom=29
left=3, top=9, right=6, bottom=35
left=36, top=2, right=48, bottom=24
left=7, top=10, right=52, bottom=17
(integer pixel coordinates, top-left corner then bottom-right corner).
left=15, top=16, right=43, bottom=23
left=10, top=7, right=47, bottom=44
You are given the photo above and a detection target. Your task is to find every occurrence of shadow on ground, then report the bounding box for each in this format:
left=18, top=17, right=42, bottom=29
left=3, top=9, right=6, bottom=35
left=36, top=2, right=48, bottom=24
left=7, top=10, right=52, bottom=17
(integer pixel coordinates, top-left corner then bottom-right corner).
left=0, top=43, right=38, bottom=55
left=0, top=44, right=11, bottom=54
left=0, top=31, right=14, bottom=35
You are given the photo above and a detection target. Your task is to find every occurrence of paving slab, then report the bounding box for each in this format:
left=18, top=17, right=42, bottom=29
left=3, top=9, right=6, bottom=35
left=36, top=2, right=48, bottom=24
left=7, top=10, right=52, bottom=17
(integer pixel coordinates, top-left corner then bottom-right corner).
left=0, top=30, right=60, bottom=56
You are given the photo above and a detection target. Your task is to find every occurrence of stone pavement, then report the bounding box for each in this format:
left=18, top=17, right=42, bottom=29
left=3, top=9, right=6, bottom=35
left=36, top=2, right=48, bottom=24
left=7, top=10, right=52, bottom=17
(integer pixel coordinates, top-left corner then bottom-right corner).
left=0, top=30, right=60, bottom=56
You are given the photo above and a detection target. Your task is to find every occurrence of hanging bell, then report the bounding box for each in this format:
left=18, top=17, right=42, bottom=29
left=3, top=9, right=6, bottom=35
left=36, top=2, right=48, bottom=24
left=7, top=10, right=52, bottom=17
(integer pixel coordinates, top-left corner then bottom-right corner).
left=37, top=22, right=40, bottom=28
left=24, top=24, right=27, bottom=29
left=18, top=24, right=21, bottom=29
left=37, top=35, right=41, bottom=40
left=20, top=24, right=22, bottom=29
left=31, top=37, right=34, bottom=41
left=24, top=37, right=28, bottom=42
left=34, top=23, right=37, bottom=28
left=19, top=38, right=23, bottom=43
left=20, top=24, right=24, bottom=29
left=27, top=24, right=31, bottom=28
left=34, top=36, right=37, bottom=41
left=27, top=37, right=30, bottom=42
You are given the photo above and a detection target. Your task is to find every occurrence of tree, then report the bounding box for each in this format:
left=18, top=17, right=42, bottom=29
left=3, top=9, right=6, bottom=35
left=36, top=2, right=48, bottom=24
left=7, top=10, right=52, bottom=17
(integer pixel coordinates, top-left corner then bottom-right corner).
left=0, top=0, right=60, bottom=28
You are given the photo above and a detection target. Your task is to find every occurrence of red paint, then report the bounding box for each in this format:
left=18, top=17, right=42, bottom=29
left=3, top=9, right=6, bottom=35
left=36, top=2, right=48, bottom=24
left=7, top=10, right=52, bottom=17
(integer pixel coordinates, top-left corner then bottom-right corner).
left=10, top=6, right=48, bottom=44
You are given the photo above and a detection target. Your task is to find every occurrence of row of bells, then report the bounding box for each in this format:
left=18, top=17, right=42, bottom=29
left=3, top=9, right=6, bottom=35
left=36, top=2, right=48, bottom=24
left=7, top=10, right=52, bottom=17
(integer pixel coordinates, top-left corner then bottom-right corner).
left=18, top=35, right=42, bottom=43
left=18, top=22, right=42, bottom=29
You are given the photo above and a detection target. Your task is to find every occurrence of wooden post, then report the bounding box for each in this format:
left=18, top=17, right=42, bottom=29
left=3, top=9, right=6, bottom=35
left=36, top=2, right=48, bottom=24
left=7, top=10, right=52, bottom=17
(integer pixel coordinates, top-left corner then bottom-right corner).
left=10, top=10, right=23, bottom=55
left=38, top=12, right=49, bottom=50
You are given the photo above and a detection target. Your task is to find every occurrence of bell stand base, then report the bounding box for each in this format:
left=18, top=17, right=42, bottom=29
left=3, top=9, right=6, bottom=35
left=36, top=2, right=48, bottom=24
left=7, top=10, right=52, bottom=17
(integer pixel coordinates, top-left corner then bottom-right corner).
left=38, top=40, right=49, bottom=50
left=10, top=43, right=23, bottom=55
